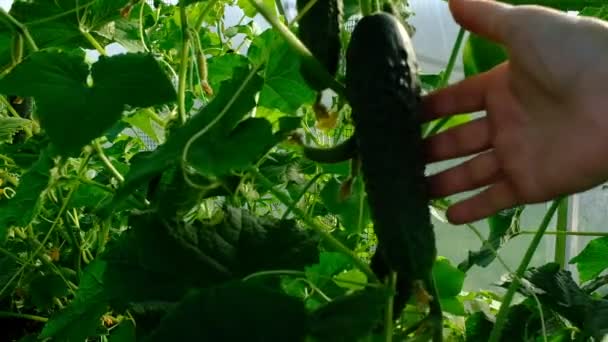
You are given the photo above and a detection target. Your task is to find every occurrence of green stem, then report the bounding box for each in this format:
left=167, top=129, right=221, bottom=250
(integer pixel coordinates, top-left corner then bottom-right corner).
left=518, top=230, right=608, bottom=237
left=93, top=140, right=124, bottom=183
left=554, top=197, right=569, bottom=268
left=281, top=172, right=325, bottom=219
left=0, top=311, right=48, bottom=322
left=248, top=0, right=346, bottom=97
left=0, top=9, right=38, bottom=52
left=424, top=28, right=466, bottom=137
left=138, top=0, right=149, bottom=52
left=0, top=96, right=21, bottom=118
left=275, top=0, right=286, bottom=18
left=25, top=1, right=96, bottom=26
left=0, top=247, right=23, bottom=264
left=178, top=2, right=190, bottom=124
left=385, top=271, right=396, bottom=342
left=194, top=0, right=221, bottom=29
left=488, top=198, right=563, bottom=342
left=81, top=30, right=106, bottom=55
left=250, top=167, right=379, bottom=283
left=360, top=0, right=373, bottom=15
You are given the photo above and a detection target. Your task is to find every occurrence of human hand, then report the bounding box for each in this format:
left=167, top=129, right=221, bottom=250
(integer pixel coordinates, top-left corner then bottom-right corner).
left=422, top=0, right=608, bottom=224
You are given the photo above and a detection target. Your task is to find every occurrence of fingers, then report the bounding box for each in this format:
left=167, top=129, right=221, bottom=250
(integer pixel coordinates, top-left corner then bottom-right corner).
left=448, top=0, right=513, bottom=43
left=422, top=68, right=495, bottom=122
left=424, top=117, right=491, bottom=163
left=445, top=180, right=518, bottom=224
left=427, top=150, right=500, bottom=198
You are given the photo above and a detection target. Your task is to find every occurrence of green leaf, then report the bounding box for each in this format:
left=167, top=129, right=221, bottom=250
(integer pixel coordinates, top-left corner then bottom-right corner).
left=458, top=206, right=523, bottom=272
left=333, top=269, right=367, bottom=290
left=253, top=30, right=316, bottom=113
left=105, top=66, right=262, bottom=213
left=569, top=237, right=608, bottom=283
left=123, top=109, right=161, bottom=143
left=0, top=51, right=175, bottom=155
left=320, top=177, right=370, bottom=233
left=109, top=320, right=136, bottom=342
left=462, top=33, right=508, bottom=77
left=187, top=117, right=278, bottom=177
left=0, top=147, right=53, bottom=242
left=502, top=262, right=608, bottom=340
left=465, top=312, right=493, bottom=342
left=40, top=260, right=108, bottom=340
left=143, top=281, right=308, bottom=341
left=29, top=274, right=69, bottom=310
left=9, top=0, right=130, bottom=51
left=0, top=255, right=20, bottom=299
left=96, top=18, right=146, bottom=53
left=308, top=287, right=388, bottom=341
left=305, top=252, right=352, bottom=287
left=102, top=207, right=320, bottom=305
left=238, top=0, right=277, bottom=18
left=207, top=53, right=250, bottom=92
left=433, top=257, right=465, bottom=315
left=580, top=6, right=608, bottom=19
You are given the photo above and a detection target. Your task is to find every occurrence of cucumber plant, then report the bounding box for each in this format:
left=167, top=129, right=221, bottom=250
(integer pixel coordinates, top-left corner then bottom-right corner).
left=0, top=0, right=606, bottom=341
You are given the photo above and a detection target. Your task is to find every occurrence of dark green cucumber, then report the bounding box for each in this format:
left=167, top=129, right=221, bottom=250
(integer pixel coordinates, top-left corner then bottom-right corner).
left=346, top=12, right=441, bottom=336
left=296, top=0, right=342, bottom=91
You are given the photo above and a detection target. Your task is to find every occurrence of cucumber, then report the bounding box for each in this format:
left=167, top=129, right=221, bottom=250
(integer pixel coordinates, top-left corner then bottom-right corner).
left=345, top=12, right=441, bottom=338
left=296, top=0, right=343, bottom=91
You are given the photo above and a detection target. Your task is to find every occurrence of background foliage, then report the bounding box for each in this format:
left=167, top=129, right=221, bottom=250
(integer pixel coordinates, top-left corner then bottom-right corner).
left=0, top=0, right=606, bottom=341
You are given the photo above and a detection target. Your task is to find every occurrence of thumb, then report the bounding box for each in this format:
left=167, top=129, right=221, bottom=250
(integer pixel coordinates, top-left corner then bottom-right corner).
left=448, top=0, right=514, bottom=43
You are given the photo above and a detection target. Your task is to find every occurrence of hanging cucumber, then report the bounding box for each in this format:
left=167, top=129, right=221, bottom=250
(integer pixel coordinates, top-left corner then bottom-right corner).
left=296, top=0, right=342, bottom=90
left=296, top=0, right=343, bottom=128
left=345, top=12, right=441, bottom=340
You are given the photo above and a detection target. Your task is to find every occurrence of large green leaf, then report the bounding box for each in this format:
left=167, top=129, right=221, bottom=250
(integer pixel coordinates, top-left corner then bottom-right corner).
left=39, top=260, right=108, bottom=340
left=433, top=257, right=465, bottom=315
left=143, top=281, right=308, bottom=341
left=0, top=51, right=175, bottom=155
left=251, top=30, right=316, bottom=113
left=105, top=66, right=262, bottom=213
left=320, top=177, right=370, bottom=234
left=9, top=0, right=130, bottom=50
left=308, top=287, right=388, bottom=341
left=28, top=274, right=70, bottom=310
left=187, top=117, right=278, bottom=177
left=569, top=236, right=608, bottom=283
left=0, top=147, right=53, bottom=242
left=580, top=6, right=608, bottom=19
left=501, top=262, right=608, bottom=340
left=101, top=206, right=320, bottom=305
left=462, top=33, right=508, bottom=77
left=458, top=206, right=523, bottom=272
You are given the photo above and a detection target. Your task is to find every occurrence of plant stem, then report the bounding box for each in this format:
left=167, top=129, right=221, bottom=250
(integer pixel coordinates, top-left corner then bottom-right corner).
left=93, top=140, right=124, bottom=183
left=0, top=311, right=48, bottom=322
left=178, top=2, right=190, bottom=124
left=281, top=172, right=325, bottom=219
left=517, top=230, right=608, bottom=237
left=385, top=271, right=397, bottom=342
left=0, top=9, right=38, bottom=52
left=554, top=197, right=569, bottom=268
left=0, top=96, right=21, bottom=118
left=275, top=0, right=286, bottom=18
left=424, top=27, right=466, bottom=137
left=360, top=0, right=372, bottom=15
left=488, top=198, right=562, bottom=342
left=251, top=167, right=379, bottom=283
left=248, top=0, right=346, bottom=97
left=81, top=30, right=106, bottom=55
left=193, top=0, right=221, bottom=29
left=138, top=0, right=149, bottom=52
